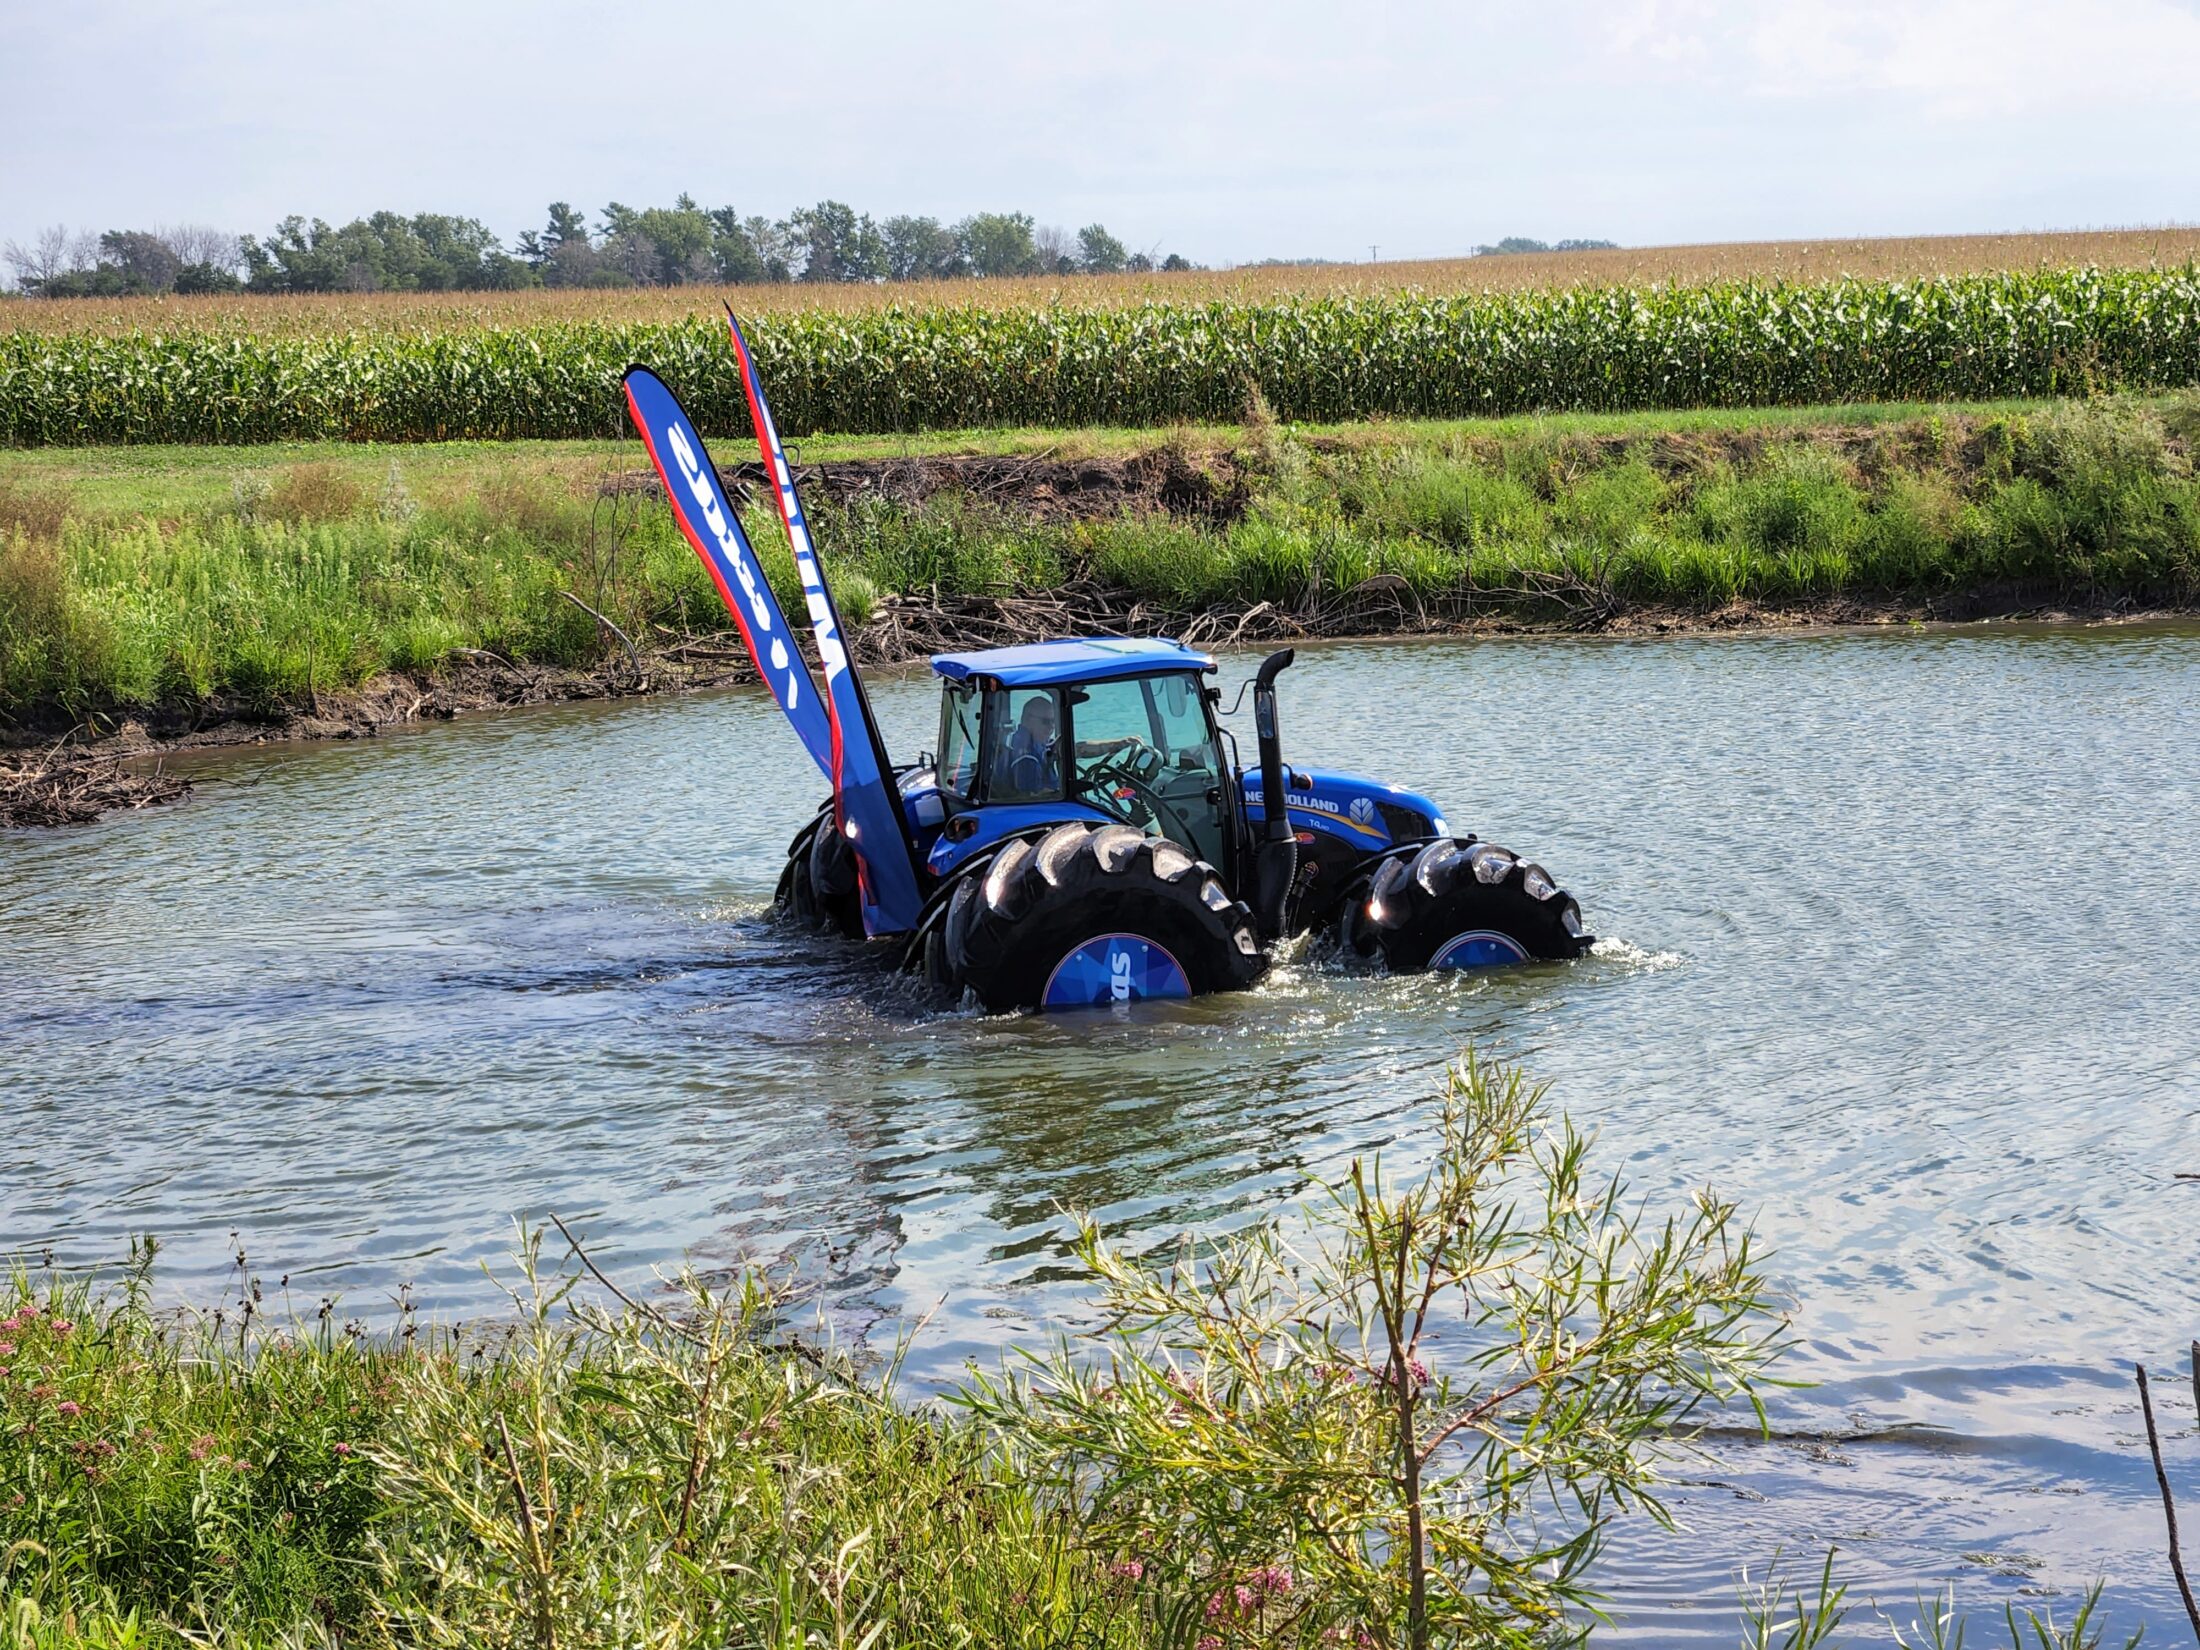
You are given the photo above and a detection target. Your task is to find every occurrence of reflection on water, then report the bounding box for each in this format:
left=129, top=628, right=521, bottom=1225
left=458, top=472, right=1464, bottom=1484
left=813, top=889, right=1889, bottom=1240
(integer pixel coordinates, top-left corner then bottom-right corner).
left=4, top=622, right=2199, bottom=1639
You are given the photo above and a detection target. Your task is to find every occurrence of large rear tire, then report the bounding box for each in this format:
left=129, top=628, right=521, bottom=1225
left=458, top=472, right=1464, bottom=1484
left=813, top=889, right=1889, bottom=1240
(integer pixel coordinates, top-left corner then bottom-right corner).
left=937, top=823, right=1266, bottom=1012
left=775, top=798, right=864, bottom=939
left=1340, top=838, right=1591, bottom=971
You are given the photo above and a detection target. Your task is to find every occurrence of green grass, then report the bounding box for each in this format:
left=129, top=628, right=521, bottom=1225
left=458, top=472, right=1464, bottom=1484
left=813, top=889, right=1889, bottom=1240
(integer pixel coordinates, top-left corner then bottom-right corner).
left=0, top=396, right=2122, bottom=514
left=3, top=397, right=2198, bottom=732
left=0, top=1241, right=1140, bottom=1650
left=0, top=1056, right=2135, bottom=1650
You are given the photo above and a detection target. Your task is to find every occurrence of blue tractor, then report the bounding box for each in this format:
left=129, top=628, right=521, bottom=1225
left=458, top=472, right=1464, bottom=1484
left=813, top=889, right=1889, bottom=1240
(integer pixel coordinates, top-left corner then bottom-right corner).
left=625, top=318, right=1592, bottom=1013
left=781, top=637, right=1592, bottom=1010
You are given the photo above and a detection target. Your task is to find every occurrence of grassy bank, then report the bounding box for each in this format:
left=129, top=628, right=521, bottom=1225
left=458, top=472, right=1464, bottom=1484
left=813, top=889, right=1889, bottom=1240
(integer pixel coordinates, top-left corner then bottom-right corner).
left=3, top=396, right=2198, bottom=739
left=0, top=1057, right=2136, bottom=1650
left=7, top=267, right=2200, bottom=445
left=0, top=1058, right=1771, bottom=1650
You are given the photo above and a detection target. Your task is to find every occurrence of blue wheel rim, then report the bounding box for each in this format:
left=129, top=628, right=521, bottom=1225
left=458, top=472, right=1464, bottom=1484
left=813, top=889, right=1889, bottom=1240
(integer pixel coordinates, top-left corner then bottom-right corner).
left=1041, top=934, right=1192, bottom=1009
left=1429, top=930, right=1531, bottom=970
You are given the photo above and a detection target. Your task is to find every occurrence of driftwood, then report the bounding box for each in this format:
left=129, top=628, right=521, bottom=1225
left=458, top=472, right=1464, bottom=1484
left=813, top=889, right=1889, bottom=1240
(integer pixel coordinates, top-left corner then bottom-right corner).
left=1, top=740, right=189, bottom=828
left=2135, top=1353, right=2200, bottom=1644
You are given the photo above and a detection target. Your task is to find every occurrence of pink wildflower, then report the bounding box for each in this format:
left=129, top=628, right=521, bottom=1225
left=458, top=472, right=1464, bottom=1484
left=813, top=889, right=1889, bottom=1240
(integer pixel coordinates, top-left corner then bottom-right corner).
left=331, top=1441, right=352, bottom=1455
left=50, top=1320, right=72, bottom=1338
left=0, top=1342, right=15, bottom=1357
left=1107, top=1559, right=1144, bottom=1586
left=1197, top=1639, right=1221, bottom=1650
left=56, top=1400, right=81, bottom=1419
left=188, top=1434, right=216, bottom=1461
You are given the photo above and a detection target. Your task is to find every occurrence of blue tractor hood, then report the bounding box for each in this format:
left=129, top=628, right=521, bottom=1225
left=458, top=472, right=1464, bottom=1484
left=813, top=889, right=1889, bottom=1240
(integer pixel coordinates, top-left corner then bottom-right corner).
left=1237, top=764, right=1448, bottom=851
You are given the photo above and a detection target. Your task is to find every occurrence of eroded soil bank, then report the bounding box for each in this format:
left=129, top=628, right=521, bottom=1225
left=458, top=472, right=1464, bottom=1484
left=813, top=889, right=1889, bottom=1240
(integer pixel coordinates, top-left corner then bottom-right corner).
left=7, top=587, right=2181, bottom=828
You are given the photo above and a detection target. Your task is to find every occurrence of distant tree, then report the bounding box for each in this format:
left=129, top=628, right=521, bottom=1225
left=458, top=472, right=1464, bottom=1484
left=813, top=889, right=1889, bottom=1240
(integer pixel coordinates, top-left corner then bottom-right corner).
left=1161, top=252, right=1191, bottom=272
left=523, top=202, right=600, bottom=284
left=161, top=224, right=242, bottom=272
left=6, top=196, right=1181, bottom=296
left=749, top=215, right=803, bottom=283
left=242, top=211, right=523, bottom=292
left=1125, top=250, right=1155, bottom=274
left=881, top=215, right=962, bottom=281
left=792, top=199, right=884, bottom=282
left=957, top=211, right=1038, bottom=278
left=702, top=207, right=764, bottom=283
left=95, top=230, right=181, bottom=292
left=173, top=261, right=242, bottom=294
left=4, top=225, right=96, bottom=292
left=1076, top=223, right=1127, bottom=274
left=242, top=217, right=340, bottom=291
left=1554, top=238, right=1620, bottom=252
left=545, top=201, right=589, bottom=250
left=1033, top=223, right=1076, bottom=276
left=596, top=202, right=662, bottom=286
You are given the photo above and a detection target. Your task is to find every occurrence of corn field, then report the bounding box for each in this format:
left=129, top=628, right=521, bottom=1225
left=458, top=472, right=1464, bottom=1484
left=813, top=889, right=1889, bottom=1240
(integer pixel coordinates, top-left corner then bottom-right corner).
left=7, top=267, right=2200, bottom=446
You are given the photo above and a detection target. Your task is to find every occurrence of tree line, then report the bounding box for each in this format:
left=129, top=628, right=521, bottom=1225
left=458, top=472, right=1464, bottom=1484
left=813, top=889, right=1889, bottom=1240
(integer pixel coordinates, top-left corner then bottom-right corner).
left=1, top=199, right=1193, bottom=297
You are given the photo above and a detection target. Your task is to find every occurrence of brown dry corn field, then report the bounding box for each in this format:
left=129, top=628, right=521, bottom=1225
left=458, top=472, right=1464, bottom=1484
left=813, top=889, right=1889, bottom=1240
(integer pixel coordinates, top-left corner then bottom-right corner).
left=7, top=227, right=2198, bottom=339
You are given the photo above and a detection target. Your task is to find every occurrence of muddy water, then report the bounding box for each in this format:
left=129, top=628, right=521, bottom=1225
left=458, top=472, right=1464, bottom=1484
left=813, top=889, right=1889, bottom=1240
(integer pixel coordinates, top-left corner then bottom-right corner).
left=5, top=624, right=2199, bottom=1639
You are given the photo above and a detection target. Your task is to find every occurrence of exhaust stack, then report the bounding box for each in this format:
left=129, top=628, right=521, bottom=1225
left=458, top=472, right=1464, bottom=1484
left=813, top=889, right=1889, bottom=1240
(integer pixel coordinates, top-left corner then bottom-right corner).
left=1251, top=647, right=1297, bottom=939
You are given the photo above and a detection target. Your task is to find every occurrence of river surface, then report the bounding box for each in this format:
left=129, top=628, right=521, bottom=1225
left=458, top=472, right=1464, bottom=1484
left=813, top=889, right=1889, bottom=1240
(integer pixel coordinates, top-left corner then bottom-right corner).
left=5, top=624, right=2199, bottom=1640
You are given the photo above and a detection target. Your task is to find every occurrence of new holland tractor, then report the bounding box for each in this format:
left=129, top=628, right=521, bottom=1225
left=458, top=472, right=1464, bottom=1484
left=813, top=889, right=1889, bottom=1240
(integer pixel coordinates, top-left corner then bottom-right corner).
left=625, top=314, right=1593, bottom=1013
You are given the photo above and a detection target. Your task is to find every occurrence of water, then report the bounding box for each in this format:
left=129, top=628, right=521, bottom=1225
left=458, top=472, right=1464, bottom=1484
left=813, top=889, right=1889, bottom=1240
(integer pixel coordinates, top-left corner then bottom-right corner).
left=5, top=624, right=2199, bottom=1639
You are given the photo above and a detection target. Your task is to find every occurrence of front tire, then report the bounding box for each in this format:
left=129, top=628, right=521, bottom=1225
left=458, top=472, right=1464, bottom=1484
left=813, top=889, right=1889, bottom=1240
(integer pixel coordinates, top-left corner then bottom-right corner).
left=938, top=823, right=1266, bottom=1012
left=775, top=798, right=864, bottom=939
left=1340, top=838, right=1591, bottom=971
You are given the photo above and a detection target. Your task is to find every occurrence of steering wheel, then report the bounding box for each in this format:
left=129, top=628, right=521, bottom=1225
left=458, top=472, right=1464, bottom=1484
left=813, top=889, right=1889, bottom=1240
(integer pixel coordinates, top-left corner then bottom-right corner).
left=1084, top=747, right=1199, bottom=843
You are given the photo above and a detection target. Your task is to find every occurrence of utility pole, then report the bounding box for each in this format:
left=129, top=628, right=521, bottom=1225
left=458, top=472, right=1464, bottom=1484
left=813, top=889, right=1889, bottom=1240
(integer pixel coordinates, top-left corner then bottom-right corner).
left=1369, top=244, right=1380, bottom=263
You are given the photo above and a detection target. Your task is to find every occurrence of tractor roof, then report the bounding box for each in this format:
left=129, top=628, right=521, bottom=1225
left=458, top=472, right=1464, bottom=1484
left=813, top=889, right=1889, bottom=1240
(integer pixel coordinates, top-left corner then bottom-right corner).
left=929, top=637, right=1217, bottom=688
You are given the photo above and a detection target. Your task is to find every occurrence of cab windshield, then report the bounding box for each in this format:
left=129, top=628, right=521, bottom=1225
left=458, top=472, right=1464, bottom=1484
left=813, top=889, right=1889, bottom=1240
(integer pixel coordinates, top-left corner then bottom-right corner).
left=1066, top=673, right=1228, bottom=866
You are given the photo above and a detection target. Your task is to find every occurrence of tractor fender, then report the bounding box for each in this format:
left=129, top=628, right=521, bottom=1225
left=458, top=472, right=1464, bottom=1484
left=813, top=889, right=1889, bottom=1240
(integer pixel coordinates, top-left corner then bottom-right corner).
left=923, top=801, right=1122, bottom=882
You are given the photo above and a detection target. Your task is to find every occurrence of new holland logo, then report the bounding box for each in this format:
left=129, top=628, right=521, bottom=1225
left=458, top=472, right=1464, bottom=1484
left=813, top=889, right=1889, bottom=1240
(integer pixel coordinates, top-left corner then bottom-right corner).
left=1348, top=796, right=1377, bottom=825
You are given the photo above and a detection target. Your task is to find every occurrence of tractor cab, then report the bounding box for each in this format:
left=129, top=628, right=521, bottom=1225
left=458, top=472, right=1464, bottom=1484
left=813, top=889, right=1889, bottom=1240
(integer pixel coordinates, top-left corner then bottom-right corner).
left=922, top=639, right=1239, bottom=880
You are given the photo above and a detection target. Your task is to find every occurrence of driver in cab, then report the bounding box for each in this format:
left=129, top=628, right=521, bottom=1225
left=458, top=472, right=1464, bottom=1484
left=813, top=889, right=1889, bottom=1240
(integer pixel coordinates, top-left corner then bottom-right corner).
left=1000, top=695, right=1140, bottom=796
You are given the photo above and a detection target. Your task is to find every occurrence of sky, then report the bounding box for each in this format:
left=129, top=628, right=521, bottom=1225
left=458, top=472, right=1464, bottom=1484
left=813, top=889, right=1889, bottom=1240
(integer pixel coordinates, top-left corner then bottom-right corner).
left=4, top=0, right=2200, bottom=267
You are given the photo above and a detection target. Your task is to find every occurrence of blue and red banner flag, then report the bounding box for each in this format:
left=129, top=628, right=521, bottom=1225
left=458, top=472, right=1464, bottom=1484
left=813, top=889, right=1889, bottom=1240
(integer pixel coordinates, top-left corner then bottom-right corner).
left=621, top=365, right=834, bottom=783
left=723, top=308, right=925, bottom=936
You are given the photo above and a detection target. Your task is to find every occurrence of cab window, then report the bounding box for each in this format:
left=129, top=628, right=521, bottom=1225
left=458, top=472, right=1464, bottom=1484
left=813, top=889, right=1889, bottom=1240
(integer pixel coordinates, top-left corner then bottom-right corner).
left=937, top=680, right=982, bottom=798
left=987, top=686, right=1064, bottom=802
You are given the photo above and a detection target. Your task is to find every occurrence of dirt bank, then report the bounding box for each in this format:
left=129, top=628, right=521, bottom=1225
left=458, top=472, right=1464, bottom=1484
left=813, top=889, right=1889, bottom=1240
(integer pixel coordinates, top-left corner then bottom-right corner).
left=607, top=447, right=1254, bottom=526
left=603, top=411, right=2192, bottom=526
left=7, top=583, right=2185, bottom=828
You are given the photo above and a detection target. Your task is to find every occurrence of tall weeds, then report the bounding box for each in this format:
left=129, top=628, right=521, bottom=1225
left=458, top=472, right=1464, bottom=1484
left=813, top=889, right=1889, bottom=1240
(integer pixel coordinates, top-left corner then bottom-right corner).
left=0, top=1055, right=2158, bottom=1648
left=4, top=400, right=2196, bottom=730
